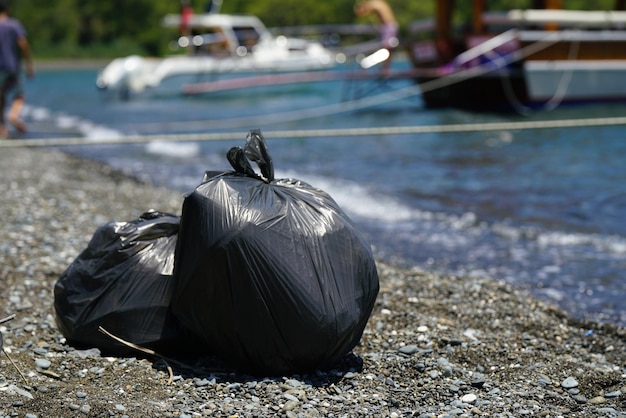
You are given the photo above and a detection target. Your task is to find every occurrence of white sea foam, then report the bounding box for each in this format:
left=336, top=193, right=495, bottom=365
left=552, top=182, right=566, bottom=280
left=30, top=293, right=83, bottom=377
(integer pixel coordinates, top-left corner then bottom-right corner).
left=23, top=104, right=126, bottom=141
left=55, top=114, right=81, bottom=129
left=538, top=230, right=626, bottom=254
left=277, top=171, right=416, bottom=222
left=535, top=287, right=566, bottom=302
left=23, top=105, right=51, bottom=121
left=146, top=140, right=200, bottom=158
left=84, top=126, right=124, bottom=141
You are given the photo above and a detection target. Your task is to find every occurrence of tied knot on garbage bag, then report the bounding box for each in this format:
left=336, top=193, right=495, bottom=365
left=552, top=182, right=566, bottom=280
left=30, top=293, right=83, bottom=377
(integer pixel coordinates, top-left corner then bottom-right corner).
left=54, top=129, right=379, bottom=375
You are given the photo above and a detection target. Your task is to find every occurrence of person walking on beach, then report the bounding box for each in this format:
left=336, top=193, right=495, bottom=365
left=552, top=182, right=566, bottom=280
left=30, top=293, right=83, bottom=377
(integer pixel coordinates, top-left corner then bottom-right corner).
left=354, top=0, right=398, bottom=49
left=354, top=0, right=398, bottom=72
left=0, top=0, right=33, bottom=138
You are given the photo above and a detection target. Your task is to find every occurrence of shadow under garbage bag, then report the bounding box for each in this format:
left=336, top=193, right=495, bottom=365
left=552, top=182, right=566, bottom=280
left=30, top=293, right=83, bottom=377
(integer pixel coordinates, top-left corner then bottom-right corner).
left=54, top=130, right=380, bottom=376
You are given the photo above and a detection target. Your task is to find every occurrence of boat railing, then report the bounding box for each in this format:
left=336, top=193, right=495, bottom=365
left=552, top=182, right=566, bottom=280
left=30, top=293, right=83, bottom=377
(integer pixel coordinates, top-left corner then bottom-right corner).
left=176, top=31, right=264, bottom=56
left=486, top=9, right=626, bottom=29
left=453, top=29, right=519, bottom=68
left=276, top=24, right=379, bottom=38
left=177, top=32, right=228, bottom=49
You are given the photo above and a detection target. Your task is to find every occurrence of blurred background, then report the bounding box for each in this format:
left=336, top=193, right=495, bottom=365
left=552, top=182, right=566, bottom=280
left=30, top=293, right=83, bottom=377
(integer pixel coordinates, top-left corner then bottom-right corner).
left=10, top=0, right=620, bottom=60
left=4, top=0, right=626, bottom=327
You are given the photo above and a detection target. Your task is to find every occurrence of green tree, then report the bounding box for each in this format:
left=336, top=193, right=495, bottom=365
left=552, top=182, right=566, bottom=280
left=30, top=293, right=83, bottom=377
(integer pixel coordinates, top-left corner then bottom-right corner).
left=8, top=0, right=624, bottom=59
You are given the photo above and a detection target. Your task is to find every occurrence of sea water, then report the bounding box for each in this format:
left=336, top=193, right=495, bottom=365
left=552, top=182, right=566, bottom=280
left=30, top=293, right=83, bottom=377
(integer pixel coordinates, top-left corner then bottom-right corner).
left=18, top=61, right=626, bottom=327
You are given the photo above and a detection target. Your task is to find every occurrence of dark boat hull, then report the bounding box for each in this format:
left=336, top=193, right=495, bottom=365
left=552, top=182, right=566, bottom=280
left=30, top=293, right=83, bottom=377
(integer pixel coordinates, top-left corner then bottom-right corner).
left=416, top=68, right=529, bottom=112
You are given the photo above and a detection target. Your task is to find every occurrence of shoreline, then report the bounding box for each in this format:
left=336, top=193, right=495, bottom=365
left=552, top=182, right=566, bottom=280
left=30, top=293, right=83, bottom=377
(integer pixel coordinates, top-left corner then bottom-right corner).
left=0, top=146, right=624, bottom=417
left=34, top=59, right=109, bottom=71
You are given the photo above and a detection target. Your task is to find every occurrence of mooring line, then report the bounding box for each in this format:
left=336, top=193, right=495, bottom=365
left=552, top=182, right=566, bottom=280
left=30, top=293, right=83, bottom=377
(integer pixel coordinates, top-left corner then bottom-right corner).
left=2, top=115, right=626, bottom=148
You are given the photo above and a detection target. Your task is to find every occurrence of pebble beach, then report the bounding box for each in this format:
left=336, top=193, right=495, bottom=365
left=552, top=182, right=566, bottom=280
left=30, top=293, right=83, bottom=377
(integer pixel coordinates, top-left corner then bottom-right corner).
left=0, top=146, right=625, bottom=417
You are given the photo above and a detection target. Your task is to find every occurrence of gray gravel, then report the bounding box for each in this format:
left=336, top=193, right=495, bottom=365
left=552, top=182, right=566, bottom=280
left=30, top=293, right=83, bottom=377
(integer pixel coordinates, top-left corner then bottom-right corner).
left=0, top=146, right=625, bottom=417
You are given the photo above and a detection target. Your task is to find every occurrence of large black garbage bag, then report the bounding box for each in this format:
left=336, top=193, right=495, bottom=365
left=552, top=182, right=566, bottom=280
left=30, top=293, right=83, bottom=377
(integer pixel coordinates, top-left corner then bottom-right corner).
left=54, top=210, right=187, bottom=355
left=172, top=130, right=379, bottom=374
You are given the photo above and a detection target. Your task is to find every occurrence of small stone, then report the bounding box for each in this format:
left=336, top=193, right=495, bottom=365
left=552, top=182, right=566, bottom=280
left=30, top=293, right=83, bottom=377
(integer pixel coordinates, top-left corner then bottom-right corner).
left=537, top=375, right=552, bottom=387
left=283, top=400, right=298, bottom=411
left=398, top=344, right=419, bottom=355
left=561, top=377, right=578, bottom=389
left=226, top=383, right=241, bottom=391
left=284, top=393, right=299, bottom=402
left=195, top=378, right=211, bottom=387
left=572, top=394, right=587, bottom=404
left=417, top=325, right=429, bottom=333
left=414, top=363, right=426, bottom=373
left=450, top=400, right=464, bottom=408
left=597, top=408, right=619, bottom=415
left=437, top=357, right=451, bottom=368
left=35, top=358, right=51, bottom=369
left=588, top=396, right=606, bottom=405
left=115, top=404, right=127, bottom=412
left=604, top=390, right=622, bottom=398
left=285, top=379, right=301, bottom=387
left=8, top=384, right=33, bottom=399
left=461, top=393, right=477, bottom=404
left=471, top=374, right=486, bottom=388
left=80, top=404, right=91, bottom=414
left=463, top=328, right=479, bottom=340
left=76, top=391, right=87, bottom=398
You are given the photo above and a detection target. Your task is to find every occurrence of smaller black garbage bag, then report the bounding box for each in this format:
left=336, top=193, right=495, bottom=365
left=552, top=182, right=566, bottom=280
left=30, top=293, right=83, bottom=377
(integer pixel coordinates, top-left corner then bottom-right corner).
left=172, top=130, right=380, bottom=374
left=54, top=210, right=185, bottom=355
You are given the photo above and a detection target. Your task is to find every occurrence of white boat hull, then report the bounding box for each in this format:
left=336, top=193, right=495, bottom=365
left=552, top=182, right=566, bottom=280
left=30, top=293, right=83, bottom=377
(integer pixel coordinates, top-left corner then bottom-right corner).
left=525, top=60, right=626, bottom=102
left=96, top=13, right=337, bottom=99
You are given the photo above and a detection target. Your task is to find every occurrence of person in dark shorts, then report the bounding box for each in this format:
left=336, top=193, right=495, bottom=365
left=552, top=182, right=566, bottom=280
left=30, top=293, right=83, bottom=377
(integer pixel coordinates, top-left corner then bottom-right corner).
left=0, top=0, right=34, bottom=138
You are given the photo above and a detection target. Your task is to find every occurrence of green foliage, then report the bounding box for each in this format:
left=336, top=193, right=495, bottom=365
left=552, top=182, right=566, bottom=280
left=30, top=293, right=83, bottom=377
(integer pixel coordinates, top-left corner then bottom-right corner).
left=11, top=0, right=180, bottom=57
left=6, top=0, right=623, bottom=59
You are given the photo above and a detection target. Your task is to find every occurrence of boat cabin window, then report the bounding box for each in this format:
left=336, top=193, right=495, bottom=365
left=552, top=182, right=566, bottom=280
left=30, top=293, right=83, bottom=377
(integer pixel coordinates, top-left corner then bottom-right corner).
left=190, top=27, right=230, bottom=55
left=232, top=26, right=261, bottom=50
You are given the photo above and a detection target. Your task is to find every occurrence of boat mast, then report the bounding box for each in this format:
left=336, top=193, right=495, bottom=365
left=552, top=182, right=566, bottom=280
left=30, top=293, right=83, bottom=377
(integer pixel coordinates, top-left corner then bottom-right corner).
left=435, top=0, right=454, bottom=63
left=542, top=0, right=562, bottom=30
left=471, top=0, right=486, bottom=34
left=435, top=0, right=487, bottom=62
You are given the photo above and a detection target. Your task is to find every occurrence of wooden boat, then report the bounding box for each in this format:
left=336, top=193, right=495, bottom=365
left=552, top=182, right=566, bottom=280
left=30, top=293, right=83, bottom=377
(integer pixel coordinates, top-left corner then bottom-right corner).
left=408, top=0, right=626, bottom=111
left=96, top=13, right=337, bottom=98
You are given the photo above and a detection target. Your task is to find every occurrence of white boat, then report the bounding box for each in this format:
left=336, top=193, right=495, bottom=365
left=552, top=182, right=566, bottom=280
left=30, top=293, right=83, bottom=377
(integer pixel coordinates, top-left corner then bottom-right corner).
left=96, top=13, right=337, bottom=98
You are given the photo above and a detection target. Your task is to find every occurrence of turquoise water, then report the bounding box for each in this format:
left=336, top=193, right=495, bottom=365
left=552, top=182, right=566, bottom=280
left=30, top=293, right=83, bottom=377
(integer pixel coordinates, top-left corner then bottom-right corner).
left=19, top=62, right=626, bottom=326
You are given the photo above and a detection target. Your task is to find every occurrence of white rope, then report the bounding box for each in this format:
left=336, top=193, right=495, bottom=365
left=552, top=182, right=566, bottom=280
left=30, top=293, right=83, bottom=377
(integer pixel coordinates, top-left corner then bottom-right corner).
left=2, top=115, right=626, bottom=148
